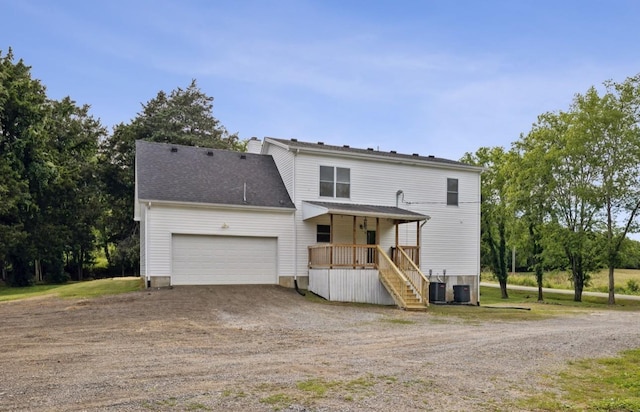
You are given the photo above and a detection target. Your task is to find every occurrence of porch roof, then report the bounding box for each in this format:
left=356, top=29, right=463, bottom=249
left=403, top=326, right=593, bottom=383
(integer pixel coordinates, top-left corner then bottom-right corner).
left=302, top=201, right=429, bottom=222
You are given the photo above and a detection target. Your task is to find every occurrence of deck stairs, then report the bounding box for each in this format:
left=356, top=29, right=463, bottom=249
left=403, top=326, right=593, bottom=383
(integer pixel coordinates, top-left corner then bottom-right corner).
left=376, top=245, right=429, bottom=311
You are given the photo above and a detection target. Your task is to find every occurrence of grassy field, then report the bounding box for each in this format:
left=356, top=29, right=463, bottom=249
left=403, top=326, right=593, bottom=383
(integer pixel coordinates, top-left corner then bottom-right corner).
left=424, top=286, right=640, bottom=323
left=0, top=277, right=143, bottom=302
left=483, top=268, right=640, bottom=295
left=304, top=285, right=640, bottom=324
left=523, top=348, right=640, bottom=411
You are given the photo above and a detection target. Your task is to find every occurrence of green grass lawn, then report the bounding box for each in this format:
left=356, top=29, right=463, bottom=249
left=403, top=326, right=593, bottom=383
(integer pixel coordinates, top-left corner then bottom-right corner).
left=0, top=277, right=143, bottom=302
left=522, top=348, right=640, bottom=412
left=483, top=268, right=640, bottom=295
left=480, top=285, right=640, bottom=308
left=424, top=286, right=640, bottom=323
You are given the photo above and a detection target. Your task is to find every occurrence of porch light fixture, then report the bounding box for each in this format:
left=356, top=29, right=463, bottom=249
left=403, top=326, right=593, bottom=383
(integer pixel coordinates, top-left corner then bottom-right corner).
left=363, top=217, right=368, bottom=231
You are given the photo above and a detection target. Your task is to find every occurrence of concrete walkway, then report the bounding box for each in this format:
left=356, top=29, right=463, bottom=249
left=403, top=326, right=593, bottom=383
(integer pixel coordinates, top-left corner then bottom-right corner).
left=480, top=282, right=640, bottom=301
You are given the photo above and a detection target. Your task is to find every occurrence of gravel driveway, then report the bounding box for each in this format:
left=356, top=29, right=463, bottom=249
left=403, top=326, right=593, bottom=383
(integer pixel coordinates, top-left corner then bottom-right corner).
left=1, top=285, right=639, bottom=411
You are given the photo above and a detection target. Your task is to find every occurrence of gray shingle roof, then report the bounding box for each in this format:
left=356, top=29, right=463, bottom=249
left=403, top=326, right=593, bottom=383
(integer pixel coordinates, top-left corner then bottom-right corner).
left=265, top=137, right=479, bottom=169
left=136, top=140, right=295, bottom=209
left=304, top=201, right=428, bottom=221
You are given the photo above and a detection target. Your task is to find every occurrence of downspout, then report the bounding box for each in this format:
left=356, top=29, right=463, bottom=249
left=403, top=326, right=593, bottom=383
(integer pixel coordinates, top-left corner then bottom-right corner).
left=418, top=216, right=430, bottom=268
left=478, top=173, right=482, bottom=305
left=145, top=202, right=150, bottom=288
left=418, top=219, right=425, bottom=267
left=292, top=148, right=305, bottom=296
left=294, top=210, right=304, bottom=295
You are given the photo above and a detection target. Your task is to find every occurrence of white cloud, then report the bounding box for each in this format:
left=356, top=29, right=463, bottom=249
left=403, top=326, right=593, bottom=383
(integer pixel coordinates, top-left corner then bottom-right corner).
left=10, top=0, right=640, bottom=161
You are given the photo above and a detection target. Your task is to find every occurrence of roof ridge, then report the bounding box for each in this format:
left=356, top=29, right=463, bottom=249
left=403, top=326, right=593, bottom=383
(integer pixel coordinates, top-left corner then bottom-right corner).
left=136, top=139, right=250, bottom=156
left=264, top=137, right=476, bottom=168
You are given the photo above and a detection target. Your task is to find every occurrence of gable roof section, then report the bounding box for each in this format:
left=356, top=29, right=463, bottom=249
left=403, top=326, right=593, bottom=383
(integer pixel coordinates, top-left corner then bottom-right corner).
left=265, top=137, right=482, bottom=171
left=136, top=140, right=295, bottom=209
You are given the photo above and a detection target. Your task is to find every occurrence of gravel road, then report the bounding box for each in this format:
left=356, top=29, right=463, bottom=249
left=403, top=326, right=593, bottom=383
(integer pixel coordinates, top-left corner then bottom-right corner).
left=1, top=285, right=639, bottom=411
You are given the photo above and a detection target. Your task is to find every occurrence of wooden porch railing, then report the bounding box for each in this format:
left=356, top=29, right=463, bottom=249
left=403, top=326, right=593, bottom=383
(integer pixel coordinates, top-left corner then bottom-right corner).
left=308, top=244, right=377, bottom=269
left=396, top=246, right=419, bottom=265
left=396, top=246, right=429, bottom=304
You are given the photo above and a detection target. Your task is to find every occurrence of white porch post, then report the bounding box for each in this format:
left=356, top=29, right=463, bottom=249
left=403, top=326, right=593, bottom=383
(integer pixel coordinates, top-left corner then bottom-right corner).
left=376, top=217, right=380, bottom=265
left=416, top=220, right=420, bottom=266
left=330, top=214, right=334, bottom=268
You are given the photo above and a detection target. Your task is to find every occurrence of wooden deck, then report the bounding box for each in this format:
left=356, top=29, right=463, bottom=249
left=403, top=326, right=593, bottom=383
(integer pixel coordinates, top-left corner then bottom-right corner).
left=308, top=244, right=429, bottom=310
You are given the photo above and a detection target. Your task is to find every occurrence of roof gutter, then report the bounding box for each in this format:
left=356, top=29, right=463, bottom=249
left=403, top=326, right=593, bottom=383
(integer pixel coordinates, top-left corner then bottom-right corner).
left=137, top=198, right=296, bottom=213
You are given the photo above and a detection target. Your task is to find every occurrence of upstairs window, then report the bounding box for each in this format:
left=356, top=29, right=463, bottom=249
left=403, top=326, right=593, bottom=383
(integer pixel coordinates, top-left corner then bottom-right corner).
left=320, top=166, right=350, bottom=198
left=317, top=225, right=331, bottom=243
left=447, top=178, right=459, bottom=206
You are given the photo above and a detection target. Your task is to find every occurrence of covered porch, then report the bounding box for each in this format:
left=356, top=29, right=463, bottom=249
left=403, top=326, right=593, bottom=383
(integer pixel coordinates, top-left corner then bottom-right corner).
left=303, top=201, right=431, bottom=310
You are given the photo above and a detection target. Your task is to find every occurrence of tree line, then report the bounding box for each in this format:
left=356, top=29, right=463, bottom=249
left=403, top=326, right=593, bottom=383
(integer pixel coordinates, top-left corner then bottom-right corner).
left=3, top=48, right=640, bottom=301
left=0, top=49, right=242, bottom=286
left=464, top=75, right=640, bottom=304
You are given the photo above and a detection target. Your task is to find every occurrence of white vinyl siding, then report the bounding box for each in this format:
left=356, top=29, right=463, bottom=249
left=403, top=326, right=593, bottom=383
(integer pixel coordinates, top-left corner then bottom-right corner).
left=309, top=268, right=395, bottom=305
left=171, top=234, right=277, bottom=285
left=283, top=151, right=480, bottom=278
left=139, top=206, right=146, bottom=277
left=264, top=144, right=294, bottom=200
left=144, top=203, right=294, bottom=283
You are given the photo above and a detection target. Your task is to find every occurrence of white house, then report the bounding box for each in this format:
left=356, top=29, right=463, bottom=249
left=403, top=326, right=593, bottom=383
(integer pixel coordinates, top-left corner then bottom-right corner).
left=135, top=138, right=483, bottom=308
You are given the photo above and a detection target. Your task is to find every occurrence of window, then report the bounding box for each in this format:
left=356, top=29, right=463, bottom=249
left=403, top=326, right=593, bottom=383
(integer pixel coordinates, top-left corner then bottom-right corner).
left=319, top=166, right=334, bottom=197
left=447, top=178, right=458, bottom=206
left=319, top=166, right=350, bottom=198
left=317, top=225, right=331, bottom=243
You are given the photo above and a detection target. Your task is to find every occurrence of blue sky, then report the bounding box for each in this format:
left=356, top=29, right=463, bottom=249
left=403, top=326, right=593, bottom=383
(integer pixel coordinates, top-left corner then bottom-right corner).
left=2, top=0, right=640, bottom=160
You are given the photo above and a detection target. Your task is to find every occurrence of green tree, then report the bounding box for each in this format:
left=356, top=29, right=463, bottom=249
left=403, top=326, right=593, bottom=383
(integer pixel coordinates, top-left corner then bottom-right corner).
left=462, top=147, right=512, bottom=298
left=1, top=49, right=105, bottom=285
left=512, top=122, right=560, bottom=302
left=0, top=48, right=48, bottom=285
left=518, top=107, right=605, bottom=302
left=619, top=238, right=640, bottom=269
left=588, top=77, right=640, bottom=304
left=515, top=76, right=640, bottom=302
left=98, top=80, right=242, bottom=273
left=42, top=97, right=106, bottom=281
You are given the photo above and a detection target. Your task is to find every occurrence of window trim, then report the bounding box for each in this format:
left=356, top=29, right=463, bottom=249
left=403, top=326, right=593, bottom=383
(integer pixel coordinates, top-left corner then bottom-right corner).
left=317, top=224, right=331, bottom=243
left=319, top=166, right=335, bottom=197
left=447, top=178, right=459, bottom=206
left=319, top=166, right=350, bottom=199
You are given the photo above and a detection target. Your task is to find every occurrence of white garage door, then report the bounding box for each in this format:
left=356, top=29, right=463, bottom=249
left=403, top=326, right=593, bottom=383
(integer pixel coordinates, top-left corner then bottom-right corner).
left=171, top=234, right=277, bottom=285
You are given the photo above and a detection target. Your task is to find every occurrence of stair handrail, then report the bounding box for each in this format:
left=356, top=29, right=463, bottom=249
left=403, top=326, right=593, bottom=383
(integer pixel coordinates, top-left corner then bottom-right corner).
left=397, top=246, right=430, bottom=304
left=376, top=245, right=414, bottom=306
left=376, top=245, right=411, bottom=283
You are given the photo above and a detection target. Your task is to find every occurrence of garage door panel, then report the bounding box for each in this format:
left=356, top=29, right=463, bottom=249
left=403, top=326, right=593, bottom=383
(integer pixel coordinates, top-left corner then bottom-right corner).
left=171, top=273, right=275, bottom=285
left=172, top=235, right=277, bottom=285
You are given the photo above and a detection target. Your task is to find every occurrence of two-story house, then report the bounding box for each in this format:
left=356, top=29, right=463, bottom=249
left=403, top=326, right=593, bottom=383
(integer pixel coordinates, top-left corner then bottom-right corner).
left=135, top=137, right=482, bottom=308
